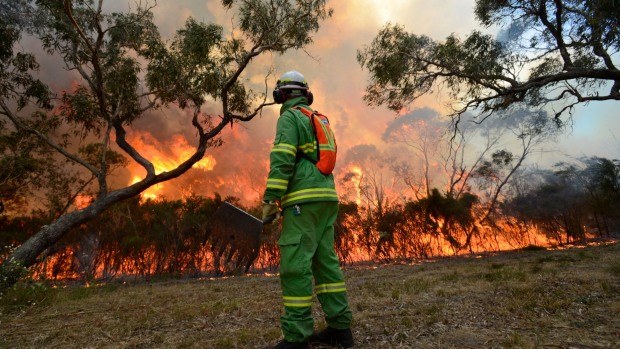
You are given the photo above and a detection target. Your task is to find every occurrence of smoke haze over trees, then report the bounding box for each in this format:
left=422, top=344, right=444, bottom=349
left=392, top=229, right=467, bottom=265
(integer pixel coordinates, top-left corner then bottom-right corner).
left=1, top=151, right=618, bottom=283
left=1, top=0, right=619, bottom=288
left=0, top=0, right=333, bottom=290
left=2, top=103, right=618, bottom=282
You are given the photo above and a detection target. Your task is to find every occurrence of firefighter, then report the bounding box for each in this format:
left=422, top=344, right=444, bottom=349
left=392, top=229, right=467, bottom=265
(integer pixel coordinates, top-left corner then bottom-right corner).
left=262, top=70, right=354, bottom=349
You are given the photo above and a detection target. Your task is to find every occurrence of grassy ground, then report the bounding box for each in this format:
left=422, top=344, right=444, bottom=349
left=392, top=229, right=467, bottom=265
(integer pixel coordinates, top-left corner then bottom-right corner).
left=2, top=242, right=620, bottom=349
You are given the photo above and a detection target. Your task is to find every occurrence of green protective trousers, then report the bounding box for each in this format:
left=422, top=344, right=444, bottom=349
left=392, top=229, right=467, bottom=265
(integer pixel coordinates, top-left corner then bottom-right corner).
left=277, top=201, right=353, bottom=342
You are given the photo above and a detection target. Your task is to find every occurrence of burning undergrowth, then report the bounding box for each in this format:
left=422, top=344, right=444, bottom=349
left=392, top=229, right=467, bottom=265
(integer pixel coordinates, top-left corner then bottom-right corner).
left=2, top=107, right=619, bottom=284
left=2, top=241, right=619, bottom=348
left=1, top=186, right=617, bottom=285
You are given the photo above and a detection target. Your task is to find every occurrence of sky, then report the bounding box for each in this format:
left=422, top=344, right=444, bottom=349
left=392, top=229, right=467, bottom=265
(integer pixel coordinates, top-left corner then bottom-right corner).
left=18, top=0, right=620, bottom=206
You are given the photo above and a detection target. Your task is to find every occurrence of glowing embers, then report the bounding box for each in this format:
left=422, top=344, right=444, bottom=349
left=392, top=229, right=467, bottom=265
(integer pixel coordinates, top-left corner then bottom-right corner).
left=126, top=131, right=216, bottom=200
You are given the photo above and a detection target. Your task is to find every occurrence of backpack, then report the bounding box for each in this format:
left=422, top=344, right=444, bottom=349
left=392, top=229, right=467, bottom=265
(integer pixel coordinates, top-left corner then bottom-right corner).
left=291, top=106, right=337, bottom=175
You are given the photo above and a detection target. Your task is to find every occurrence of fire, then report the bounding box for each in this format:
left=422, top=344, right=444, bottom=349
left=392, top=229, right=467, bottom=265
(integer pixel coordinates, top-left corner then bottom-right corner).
left=19, top=126, right=614, bottom=284
left=126, top=132, right=216, bottom=199
left=349, top=166, right=363, bottom=205
left=428, top=216, right=444, bottom=229
left=73, top=195, right=92, bottom=210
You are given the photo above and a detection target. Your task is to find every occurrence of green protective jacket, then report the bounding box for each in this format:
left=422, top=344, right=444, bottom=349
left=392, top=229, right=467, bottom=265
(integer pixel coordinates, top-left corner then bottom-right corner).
left=263, top=97, right=338, bottom=208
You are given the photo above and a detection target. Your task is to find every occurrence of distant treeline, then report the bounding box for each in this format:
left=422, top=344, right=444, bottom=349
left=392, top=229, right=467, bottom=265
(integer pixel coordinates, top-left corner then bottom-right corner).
left=1, top=157, right=618, bottom=282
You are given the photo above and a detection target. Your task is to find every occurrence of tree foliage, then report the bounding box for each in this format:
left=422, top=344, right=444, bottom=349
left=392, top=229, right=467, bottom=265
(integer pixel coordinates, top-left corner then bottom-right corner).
left=0, top=0, right=332, bottom=291
left=358, top=0, right=620, bottom=124
left=504, top=157, right=620, bottom=242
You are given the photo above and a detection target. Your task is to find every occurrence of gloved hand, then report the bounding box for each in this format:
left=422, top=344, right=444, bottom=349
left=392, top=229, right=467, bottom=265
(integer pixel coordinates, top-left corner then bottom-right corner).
left=262, top=200, right=281, bottom=225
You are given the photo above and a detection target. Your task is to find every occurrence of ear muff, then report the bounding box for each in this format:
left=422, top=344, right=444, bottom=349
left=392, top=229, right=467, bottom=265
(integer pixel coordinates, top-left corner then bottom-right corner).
left=273, top=81, right=312, bottom=105
left=273, top=88, right=285, bottom=104
left=306, top=90, right=313, bottom=106
left=273, top=79, right=287, bottom=104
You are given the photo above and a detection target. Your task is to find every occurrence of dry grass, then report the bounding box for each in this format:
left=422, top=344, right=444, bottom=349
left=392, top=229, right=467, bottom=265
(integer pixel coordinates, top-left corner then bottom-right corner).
left=2, top=243, right=620, bottom=349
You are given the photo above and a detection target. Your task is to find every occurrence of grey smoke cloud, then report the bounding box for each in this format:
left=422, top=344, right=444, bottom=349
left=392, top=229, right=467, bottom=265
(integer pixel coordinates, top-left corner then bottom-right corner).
left=342, top=144, right=378, bottom=167
left=6, top=0, right=618, bottom=207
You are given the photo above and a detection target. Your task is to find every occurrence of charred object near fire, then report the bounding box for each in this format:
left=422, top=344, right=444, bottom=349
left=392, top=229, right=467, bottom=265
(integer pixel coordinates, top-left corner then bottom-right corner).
left=204, top=202, right=276, bottom=273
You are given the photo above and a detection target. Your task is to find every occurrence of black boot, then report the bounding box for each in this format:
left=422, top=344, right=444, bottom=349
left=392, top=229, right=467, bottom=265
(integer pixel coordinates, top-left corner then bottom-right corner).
left=309, top=327, right=354, bottom=348
left=265, top=339, right=310, bottom=349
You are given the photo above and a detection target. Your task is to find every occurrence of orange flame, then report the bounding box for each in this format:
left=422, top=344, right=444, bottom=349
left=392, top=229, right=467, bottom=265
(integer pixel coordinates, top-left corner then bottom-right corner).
left=349, top=166, right=363, bottom=205
left=126, top=132, right=216, bottom=199
left=73, top=195, right=92, bottom=210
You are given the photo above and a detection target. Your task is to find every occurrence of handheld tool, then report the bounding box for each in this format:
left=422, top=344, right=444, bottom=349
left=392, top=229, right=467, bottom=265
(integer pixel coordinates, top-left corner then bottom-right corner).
left=204, top=201, right=277, bottom=274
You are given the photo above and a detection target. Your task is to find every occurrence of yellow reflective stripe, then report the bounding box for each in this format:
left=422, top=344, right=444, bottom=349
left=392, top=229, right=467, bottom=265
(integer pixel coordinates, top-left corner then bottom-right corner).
left=315, top=282, right=345, bottom=289
left=267, top=178, right=288, bottom=190
left=272, top=148, right=296, bottom=156
left=284, top=302, right=312, bottom=307
left=272, top=143, right=297, bottom=156
left=274, top=143, right=296, bottom=151
left=282, top=193, right=339, bottom=205
left=283, top=296, right=312, bottom=300
left=280, top=79, right=307, bottom=84
left=315, top=282, right=346, bottom=294
left=269, top=179, right=289, bottom=184
left=316, top=286, right=347, bottom=294
left=281, top=188, right=338, bottom=206
left=298, top=142, right=318, bottom=153
left=282, top=188, right=337, bottom=200
left=283, top=296, right=312, bottom=307
left=317, top=118, right=335, bottom=147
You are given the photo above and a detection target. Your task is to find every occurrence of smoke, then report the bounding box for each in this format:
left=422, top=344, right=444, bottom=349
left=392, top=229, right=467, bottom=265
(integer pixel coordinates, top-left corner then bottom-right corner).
left=8, top=0, right=618, bottom=209
left=342, top=144, right=378, bottom=167
left=382, top=108, right=443, bottom=142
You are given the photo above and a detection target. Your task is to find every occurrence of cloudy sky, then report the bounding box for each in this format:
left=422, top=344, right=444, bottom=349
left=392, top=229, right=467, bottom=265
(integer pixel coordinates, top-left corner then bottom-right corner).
left=21, top=0, right=620, bottom=205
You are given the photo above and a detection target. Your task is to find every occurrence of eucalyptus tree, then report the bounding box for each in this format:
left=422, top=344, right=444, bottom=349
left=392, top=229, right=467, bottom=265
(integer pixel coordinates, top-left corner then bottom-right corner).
left=358, top=0, right=619, bottom=125
left=382, top=108, right=508, bottom=201
left=382, top=108, right=443, bottom=199
left=555, top=157, right=620, bottom=236
left=0, top=0, right=332, bottom=290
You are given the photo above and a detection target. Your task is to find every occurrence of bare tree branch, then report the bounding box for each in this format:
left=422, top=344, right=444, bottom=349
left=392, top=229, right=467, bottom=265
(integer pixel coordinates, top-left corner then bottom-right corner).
left=0, top=99, right=100, bottom=177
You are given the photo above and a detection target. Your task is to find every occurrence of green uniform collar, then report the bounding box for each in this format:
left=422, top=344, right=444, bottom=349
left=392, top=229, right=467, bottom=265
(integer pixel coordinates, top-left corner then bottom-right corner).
left=280, top=96, right=313, bottom=115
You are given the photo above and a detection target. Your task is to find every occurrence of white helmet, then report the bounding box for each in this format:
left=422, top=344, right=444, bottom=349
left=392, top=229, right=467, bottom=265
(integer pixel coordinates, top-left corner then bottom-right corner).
left=276, top=70, right=309, bottom=90
left=273, top=70, right=313, bottom=105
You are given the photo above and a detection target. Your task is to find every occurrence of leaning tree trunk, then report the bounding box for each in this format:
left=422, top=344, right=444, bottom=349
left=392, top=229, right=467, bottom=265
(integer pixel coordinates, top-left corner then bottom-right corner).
left=1, top=199, right=105, bottom=290
left=0, top=136, right=210, bottom=292
left=0, top=184, right=142, bottom=291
